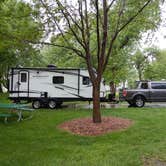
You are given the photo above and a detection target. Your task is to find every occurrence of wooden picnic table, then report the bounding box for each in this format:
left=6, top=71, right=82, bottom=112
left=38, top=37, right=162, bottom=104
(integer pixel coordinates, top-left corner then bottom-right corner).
left=0, top=103, right=34, bottom=123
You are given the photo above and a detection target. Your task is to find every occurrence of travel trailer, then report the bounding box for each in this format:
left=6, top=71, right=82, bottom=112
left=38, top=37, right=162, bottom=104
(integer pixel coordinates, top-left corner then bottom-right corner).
left=8, top=66, right=107, bottom=108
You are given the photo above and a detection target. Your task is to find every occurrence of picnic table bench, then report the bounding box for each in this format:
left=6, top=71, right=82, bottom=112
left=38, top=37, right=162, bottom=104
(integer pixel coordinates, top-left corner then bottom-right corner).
left=0, top=103, right=34, bottom=123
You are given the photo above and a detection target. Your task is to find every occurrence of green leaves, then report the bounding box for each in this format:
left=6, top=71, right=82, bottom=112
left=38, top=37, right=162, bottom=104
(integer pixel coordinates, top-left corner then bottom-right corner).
left=0, top=0, right=43, bottom=63
left=144, top=49, right=166, bottom=80
left=0, top=0, right=43, bottom=87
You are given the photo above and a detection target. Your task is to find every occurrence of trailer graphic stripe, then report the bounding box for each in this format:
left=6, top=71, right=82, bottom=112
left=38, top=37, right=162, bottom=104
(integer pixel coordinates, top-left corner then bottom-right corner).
left=54, top=86, right=64, bottom=90
left=53, top=86, right=85, bottom=98
left=60, top=85, right=78, bottom=90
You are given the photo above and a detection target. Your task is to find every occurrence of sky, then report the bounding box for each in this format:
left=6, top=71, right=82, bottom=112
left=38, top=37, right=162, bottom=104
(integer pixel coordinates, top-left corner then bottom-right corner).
left=154, top=27, right=166, bottom=49
left=145, top=3, right=166, bottom=49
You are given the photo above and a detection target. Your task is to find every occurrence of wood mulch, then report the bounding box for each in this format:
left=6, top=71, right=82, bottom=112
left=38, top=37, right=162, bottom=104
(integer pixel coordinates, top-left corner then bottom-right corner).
left=142, top=157, right=166, bottom=166
left=58, top=117, right=133, bottom=136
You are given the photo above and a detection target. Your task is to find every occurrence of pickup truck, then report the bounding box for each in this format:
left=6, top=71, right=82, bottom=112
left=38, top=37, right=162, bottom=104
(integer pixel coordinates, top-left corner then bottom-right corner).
left=122, top=81, right=166, bottom=107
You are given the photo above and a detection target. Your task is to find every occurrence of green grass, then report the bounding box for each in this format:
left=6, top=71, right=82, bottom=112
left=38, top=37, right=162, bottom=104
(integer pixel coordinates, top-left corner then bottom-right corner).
left=0, top=93, right=10, bottom=103
left=0, top=94, right=166, bottom=166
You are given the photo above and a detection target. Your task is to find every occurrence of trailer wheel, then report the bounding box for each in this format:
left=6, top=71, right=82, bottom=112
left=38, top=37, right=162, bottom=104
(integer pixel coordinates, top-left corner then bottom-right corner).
left=48, top=100, right=56, bottom=109
left=32, top=100, right=41, bottom=109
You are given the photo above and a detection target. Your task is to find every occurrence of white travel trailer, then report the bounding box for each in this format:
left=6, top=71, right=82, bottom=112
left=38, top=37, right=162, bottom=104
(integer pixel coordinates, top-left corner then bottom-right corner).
left=8, top=66, right=107, bottom=108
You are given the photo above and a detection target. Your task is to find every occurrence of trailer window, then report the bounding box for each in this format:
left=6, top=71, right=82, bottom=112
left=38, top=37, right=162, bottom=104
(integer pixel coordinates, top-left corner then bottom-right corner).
left=83, top=77, right=90, bottom=85
left=21, top=73, right=27, bottom=82
left=53, top=76, right=64, bottom=84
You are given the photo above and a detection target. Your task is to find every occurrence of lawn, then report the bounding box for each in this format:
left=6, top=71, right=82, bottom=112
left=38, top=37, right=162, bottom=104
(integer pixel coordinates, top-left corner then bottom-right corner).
left=0, top=94, right=166, bottom=166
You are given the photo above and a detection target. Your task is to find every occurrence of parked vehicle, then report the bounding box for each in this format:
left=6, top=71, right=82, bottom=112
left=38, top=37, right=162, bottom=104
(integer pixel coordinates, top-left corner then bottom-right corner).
left=8, top=66, right=107, bottom=108
left=122, top=81, right=166, bottom=107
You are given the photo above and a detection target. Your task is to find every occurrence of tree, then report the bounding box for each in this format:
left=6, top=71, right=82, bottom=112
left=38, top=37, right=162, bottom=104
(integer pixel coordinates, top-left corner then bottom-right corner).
left=0, top=0, right=43, bottom=91
left=131, top=47, right=159, bottom=81
left=104, top=5, right=160, bottom=84
left=41, top=0, right=160, bottom=87
left=33, top=0, right=160, bottom=123
left=41, top=34, right=86, bottom=68
left=144, top=49, right=166, bottom=80
left=131, top=49, right=149, bottom=81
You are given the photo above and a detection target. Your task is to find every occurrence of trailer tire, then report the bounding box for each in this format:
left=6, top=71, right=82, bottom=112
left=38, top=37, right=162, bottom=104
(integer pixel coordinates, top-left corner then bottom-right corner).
left=48, top=100, right=56, bottom=109
left=32, top=100, right=41, bottom=109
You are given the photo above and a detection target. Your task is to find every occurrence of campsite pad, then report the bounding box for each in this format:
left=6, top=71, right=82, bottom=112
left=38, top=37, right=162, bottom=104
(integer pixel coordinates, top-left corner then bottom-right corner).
left=64, top=102, right=166, bottom=109
left=64, top=102, right=126, bottom=109
left=58, top=117, right=133, bottom=136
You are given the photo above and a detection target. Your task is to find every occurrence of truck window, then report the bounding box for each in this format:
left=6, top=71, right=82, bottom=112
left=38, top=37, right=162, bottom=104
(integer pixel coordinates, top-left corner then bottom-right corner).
left=53, top=76, right=64, bottom=84
left=140, top=83, right=148, bottom=89
left=151, top=83, right=166, bottom=89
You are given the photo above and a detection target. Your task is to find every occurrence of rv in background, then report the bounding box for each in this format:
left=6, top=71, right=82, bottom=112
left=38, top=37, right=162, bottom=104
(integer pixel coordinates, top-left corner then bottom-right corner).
left=8, top=66, right=107, bottom=108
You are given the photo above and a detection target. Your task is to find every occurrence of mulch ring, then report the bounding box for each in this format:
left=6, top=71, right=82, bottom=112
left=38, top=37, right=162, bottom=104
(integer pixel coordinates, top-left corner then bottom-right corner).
left=142, top=156, right=166, bottom=166
left=58, top=117, right=133, bottom=136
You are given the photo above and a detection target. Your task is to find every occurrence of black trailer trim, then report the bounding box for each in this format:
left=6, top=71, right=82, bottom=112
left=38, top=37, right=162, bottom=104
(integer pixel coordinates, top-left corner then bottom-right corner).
left=78, top=69, right=80, bottom=95
left=18, top=70, right=30, bottom=98
left=12, top=67, right=86, bottom=71
left=54, top=86, right=64, bottom=90
left=11, top=68, right=14, bottom=92
left=9, top=90, right=44, bottom=94
left=9, top=96, right=107, bottom=102
left=18, top=70, right=20, bottom=98
left=28, top=71, right=30, bottom=97
left=7, top=67, right=9, bottom=92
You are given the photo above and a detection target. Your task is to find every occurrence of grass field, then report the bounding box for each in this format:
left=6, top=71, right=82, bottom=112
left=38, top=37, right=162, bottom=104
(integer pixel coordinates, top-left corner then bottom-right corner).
left=0, top=93, right=166, bottom=166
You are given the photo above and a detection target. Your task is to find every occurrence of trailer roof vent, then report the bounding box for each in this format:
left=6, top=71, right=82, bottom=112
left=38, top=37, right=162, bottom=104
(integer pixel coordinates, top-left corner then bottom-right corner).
left=47, top=64, right=57, bottom=69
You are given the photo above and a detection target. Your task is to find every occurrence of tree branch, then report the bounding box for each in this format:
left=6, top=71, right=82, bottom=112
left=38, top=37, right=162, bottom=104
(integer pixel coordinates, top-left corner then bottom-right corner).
left=107, top=0, right=116, bottom=12
left=36, top=41, right=86, bottom=59
left=98, top=0, right=108, bottom=76
left=95, top=0, right=101, bottom=64
left=39, top=0, right=71, bottom=47
left=78, top=0, right=86, bottom=47
left=84, top=0, right=90, bottom=47
left=118, top=0, right=152, bottom=33
left=103, top=0, right=152, bottom=73
left=0, top=31, right=86, bottom=59
left=56, top=0, right=86, bottom=50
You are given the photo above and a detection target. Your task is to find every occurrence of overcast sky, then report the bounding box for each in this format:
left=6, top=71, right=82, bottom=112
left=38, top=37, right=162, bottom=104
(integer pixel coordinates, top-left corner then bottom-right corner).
left=25, top=0, right=166, bottom=49
left=144, top=3, right=166, bottom=49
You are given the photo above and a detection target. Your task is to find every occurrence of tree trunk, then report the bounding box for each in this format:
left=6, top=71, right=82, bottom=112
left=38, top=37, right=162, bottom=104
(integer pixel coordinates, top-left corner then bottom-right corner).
left=92, top=83, right=101, bottom=123
left=0, top=76, right=3, bottom=93
left=110, top=81, right=116, bottom=101
left=138, top=69, right=142, bottom=81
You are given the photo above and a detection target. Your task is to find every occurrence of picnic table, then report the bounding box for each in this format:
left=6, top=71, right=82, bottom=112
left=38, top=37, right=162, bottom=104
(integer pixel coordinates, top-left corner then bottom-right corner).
left=0, top=103, right=34, bottom=123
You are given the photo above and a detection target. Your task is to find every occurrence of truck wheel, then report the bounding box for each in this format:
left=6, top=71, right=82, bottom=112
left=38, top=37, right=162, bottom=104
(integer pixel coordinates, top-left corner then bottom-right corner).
left=48, top=100, right=56, bottom=109
left=134, top=96, right=145, bottom=107
left=32, top=100, right=41, bottom=109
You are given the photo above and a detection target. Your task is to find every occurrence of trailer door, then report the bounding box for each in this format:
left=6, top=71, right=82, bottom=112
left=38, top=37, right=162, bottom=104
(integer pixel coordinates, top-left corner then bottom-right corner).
left=18, top=71, right=29, bottom=97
